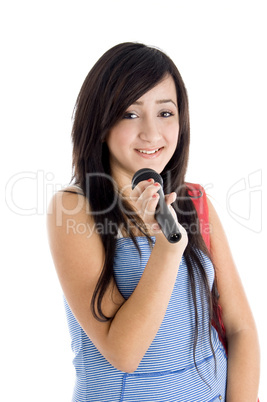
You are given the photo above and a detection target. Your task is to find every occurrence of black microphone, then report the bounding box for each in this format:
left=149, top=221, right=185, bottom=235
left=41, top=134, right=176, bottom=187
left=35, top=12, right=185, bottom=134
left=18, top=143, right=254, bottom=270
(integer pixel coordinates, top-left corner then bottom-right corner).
left=132, top=168, right=182, bottom=243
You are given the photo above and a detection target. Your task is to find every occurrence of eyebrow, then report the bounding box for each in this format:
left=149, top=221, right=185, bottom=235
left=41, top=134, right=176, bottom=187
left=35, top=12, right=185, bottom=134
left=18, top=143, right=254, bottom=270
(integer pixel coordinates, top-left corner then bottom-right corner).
left=133, top=99, right=177, bottom=108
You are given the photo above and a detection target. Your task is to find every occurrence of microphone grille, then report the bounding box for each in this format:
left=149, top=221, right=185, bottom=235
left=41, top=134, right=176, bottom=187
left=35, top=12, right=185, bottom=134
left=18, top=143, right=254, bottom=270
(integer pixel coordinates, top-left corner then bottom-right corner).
left=132, top=168, right=163, bottom=189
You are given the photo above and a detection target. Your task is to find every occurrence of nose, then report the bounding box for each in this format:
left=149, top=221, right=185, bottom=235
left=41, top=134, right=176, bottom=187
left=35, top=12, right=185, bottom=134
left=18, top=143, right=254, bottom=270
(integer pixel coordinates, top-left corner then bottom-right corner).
left=138, top=116, right=161, bottom=143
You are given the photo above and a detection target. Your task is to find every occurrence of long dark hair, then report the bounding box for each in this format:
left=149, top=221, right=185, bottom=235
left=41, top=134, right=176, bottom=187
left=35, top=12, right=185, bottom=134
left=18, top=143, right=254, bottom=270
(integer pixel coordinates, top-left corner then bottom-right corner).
left=68, top=42, right=225, bottom=364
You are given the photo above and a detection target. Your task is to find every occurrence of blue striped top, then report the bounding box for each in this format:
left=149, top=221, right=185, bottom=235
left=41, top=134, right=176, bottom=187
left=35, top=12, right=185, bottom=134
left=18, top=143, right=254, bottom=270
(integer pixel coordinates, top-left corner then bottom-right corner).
left=64, top=236, right=227, bottom=401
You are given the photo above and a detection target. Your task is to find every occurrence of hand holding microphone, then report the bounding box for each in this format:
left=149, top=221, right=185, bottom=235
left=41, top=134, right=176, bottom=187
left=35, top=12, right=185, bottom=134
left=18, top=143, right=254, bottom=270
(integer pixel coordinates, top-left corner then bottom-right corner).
left=132, top=168, right=182, bottom=243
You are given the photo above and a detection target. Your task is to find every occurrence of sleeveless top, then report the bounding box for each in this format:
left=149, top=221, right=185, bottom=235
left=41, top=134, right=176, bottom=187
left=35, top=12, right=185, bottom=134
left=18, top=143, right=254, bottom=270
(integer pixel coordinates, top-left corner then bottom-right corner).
left=63, top=185, right=228, bottom=402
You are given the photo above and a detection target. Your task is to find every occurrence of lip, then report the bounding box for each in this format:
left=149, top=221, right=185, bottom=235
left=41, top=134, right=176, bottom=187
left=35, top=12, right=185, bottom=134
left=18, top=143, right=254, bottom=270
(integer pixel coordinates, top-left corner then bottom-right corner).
left=134, top=147, right=163, bottom=159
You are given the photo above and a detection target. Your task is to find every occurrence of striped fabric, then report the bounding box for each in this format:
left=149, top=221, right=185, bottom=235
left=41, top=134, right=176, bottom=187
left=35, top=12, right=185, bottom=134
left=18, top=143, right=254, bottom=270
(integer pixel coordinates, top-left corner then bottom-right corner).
left=64, top=236, right=227, bottom=401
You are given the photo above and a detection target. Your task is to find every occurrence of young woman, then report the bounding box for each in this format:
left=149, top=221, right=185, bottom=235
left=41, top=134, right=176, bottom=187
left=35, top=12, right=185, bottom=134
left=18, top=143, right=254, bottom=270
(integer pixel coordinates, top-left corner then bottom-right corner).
left=47, top=42, right=260, bottom=401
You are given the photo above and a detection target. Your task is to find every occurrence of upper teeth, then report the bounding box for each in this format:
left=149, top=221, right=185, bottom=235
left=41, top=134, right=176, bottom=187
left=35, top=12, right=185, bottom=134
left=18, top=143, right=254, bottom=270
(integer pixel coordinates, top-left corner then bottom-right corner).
left=138, top=148, right=160, bottom=154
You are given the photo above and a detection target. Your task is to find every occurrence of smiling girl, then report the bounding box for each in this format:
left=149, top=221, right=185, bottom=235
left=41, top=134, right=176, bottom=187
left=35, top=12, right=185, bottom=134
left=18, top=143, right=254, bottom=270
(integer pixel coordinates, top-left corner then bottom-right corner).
left=47, top=42, right=260, bottom=401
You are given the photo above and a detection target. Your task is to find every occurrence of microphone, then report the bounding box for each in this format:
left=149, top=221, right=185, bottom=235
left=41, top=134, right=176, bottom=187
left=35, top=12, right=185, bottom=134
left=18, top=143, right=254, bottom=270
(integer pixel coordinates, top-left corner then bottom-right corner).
left=132, top=168, right=182, bottom=243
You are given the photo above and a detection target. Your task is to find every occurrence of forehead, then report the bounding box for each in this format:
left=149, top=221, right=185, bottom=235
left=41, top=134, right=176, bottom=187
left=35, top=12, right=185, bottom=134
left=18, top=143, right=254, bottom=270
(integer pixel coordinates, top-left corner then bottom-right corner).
left=133, top=75, right=177, bottom=105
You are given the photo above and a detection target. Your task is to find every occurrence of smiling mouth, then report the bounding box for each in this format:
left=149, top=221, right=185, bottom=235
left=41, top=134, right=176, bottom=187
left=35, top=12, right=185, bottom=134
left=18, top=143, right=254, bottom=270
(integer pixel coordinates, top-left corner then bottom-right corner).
left=136, top=147, right=162, bottom=155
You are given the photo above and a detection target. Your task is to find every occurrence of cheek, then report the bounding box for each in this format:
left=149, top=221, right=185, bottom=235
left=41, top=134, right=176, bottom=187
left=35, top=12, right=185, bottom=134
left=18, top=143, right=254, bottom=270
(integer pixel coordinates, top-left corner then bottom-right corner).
left=168, top=123, right=179, bottom=147
left=109, top=129, right=134, bottom=150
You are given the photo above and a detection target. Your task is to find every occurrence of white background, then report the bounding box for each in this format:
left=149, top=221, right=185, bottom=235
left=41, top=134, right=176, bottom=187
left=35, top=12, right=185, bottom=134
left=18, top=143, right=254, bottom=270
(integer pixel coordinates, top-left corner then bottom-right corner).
left=1, top=0, right=266, bottom=400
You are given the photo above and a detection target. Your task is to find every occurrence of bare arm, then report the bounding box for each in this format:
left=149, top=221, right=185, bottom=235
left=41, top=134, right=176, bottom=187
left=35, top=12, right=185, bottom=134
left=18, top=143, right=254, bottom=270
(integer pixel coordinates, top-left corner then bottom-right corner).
left=208, top=198, right=260, bottom=401
left=47, top=182, right=187, bottom=373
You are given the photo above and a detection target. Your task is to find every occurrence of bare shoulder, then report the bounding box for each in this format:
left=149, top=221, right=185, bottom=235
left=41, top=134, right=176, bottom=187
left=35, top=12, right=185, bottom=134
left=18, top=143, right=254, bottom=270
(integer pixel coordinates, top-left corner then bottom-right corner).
left=206, top=197, right=229, bottom=246
left=206, top=197, right=236, bottom=269
left=47, top=185, right=89, bottom=229
left=46, top=185, right=104, bottom=285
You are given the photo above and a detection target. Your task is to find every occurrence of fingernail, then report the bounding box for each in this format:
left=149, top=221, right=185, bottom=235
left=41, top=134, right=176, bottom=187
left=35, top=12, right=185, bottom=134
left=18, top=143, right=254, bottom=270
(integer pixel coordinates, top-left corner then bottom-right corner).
left=147, top=179, right=153, bottom=182
left=154, top=182, right=160, bottom=187
left=152, top=223, right=160, bottom=231
left=152, top=193, right=159, bottom=198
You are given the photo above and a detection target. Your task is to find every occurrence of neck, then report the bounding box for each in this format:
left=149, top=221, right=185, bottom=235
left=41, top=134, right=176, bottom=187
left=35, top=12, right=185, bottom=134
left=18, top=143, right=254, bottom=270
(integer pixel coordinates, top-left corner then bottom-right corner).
left=111, top=168, right=134, bottom=199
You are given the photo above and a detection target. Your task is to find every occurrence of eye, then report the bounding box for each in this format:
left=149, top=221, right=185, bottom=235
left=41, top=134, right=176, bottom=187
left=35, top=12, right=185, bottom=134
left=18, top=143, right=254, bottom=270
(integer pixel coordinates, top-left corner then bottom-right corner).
left=123, top=112, right=138, bottom=119
left=160, top=111, right=174, bottom=118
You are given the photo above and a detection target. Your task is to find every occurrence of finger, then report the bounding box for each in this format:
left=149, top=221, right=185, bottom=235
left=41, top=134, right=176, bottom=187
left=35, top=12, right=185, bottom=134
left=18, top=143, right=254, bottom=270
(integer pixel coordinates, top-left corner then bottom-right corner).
left=144, top=191, right=160, bottom=216
left=131, top=179, right=154, bottom=200
left=139, top=182, right=162, bottom=214
left=150, top=222, right=161, bottom=234
left=165, top=192, right=177, bottom=206
left=141, top=182, right=161, bottom=199
left=133, top=182, right=160, bottom=208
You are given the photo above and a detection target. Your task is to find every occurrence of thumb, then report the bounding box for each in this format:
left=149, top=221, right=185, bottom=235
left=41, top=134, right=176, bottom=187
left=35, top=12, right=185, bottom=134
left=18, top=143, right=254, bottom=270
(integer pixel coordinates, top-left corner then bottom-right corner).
left=165, top=192, right=177, bottom=206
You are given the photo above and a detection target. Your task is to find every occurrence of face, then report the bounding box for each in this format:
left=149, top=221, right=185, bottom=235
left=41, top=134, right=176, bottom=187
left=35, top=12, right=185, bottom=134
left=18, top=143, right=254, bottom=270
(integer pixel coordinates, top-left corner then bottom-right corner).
left=106, top=75, right=179, bottom=187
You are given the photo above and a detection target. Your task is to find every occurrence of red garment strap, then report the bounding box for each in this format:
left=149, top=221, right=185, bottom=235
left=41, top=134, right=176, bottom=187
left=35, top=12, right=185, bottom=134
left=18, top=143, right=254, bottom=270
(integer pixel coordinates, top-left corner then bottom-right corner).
left=186, top=183, right=210, bottom=250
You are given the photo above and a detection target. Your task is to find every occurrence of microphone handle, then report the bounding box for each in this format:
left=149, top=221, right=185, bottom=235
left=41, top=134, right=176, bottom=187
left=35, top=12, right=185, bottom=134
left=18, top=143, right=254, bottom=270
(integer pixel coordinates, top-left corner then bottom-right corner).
left=155, top=188, right=182, bottom=243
